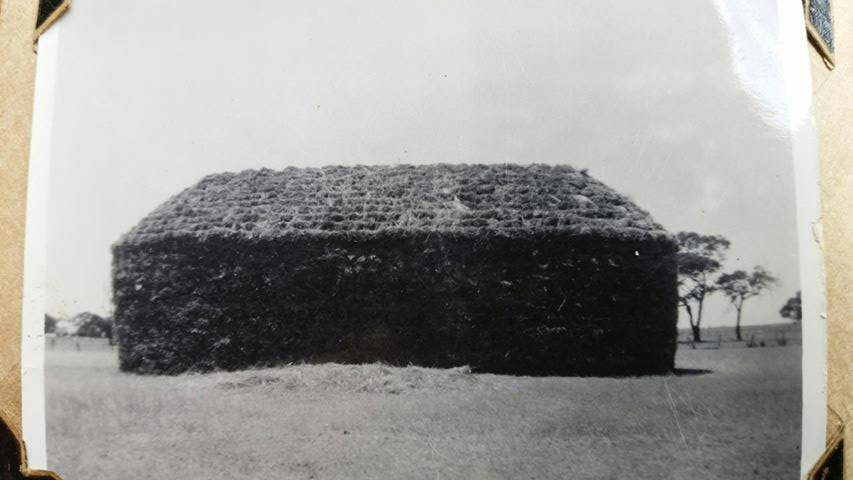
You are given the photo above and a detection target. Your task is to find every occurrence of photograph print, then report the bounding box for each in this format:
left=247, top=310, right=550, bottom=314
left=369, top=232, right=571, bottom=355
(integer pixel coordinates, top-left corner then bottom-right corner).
left=27, top=0, right=820, bottom=479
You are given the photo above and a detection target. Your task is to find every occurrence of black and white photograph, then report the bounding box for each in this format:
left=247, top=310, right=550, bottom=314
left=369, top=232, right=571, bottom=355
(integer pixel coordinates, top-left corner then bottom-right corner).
left=22, top=0, right=825, bottom=478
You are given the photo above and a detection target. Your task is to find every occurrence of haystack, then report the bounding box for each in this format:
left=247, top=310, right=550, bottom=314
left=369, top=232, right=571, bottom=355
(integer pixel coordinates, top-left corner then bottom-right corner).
left=113, top=164, right=678, bottom=375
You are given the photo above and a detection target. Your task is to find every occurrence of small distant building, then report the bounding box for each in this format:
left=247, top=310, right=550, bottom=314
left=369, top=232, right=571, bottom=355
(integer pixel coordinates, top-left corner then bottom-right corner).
left=54, top=318, right=79, bottom=337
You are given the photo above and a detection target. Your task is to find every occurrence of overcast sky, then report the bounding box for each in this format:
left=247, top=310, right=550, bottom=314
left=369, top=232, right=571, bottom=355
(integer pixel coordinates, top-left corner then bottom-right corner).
left=44, top=0, right=801, bottom=330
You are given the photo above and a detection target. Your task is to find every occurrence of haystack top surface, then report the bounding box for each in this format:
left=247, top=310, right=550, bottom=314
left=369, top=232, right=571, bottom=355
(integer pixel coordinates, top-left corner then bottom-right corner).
left=118, top=164, right=670, bottom=244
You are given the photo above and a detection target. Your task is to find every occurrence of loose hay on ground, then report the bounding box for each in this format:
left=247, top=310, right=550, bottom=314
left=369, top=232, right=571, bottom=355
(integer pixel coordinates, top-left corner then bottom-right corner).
left=208, top=363, right=477, bottom=394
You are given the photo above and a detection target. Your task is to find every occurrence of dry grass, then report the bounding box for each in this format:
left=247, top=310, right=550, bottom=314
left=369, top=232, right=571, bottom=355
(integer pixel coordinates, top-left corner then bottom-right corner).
left=46, top=338, right=800, bottom=480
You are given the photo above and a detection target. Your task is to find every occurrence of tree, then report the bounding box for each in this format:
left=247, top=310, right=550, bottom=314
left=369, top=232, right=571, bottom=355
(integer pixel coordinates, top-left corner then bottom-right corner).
left=676, top=232, right=731, bottom=343
left=780, top=291, right=802, bottom=322
left=74, top=312, right=113, bottom=342
left=44, top=314, right=58, bottom=334
left=717, top=266, right=778, bottom=341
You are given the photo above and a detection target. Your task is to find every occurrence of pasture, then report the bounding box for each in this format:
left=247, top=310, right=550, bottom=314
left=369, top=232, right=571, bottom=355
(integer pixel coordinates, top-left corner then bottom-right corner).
left=45, top=324, right=801, bottom=480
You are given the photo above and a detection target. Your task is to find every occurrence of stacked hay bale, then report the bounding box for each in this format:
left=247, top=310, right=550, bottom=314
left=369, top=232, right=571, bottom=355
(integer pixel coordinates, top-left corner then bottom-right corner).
left=113, top=164, right=679, bottom=375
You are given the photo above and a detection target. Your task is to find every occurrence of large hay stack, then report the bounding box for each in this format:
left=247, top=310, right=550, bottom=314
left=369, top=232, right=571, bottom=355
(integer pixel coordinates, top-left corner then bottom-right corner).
left=113, top=164, right=679, bottom=375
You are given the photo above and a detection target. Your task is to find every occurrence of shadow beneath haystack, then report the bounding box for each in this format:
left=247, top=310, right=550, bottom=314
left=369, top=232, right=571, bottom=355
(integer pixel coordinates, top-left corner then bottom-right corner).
left=671, top=367, right=713, bottom=376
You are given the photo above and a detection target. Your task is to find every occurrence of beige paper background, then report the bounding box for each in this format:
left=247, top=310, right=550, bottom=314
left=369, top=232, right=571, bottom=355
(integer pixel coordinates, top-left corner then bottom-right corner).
left=0, top=0, right=39, bottom=434
left=0, top=0, right=849, bottom=474
left=810, top=1, right=853, bottom=446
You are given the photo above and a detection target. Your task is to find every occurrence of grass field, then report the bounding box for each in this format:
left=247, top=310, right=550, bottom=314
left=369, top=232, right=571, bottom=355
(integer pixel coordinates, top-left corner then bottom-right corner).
left=45, top=325, right=801, bottom=480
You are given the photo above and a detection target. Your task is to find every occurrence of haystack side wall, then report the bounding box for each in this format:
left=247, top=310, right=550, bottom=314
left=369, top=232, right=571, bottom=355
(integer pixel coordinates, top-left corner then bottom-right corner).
left=113, top=233, right=678, bottom=375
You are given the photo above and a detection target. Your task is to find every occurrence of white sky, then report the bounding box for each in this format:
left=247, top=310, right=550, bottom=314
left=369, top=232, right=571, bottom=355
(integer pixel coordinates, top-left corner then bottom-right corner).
left=45, top=0, right=801, bottom=330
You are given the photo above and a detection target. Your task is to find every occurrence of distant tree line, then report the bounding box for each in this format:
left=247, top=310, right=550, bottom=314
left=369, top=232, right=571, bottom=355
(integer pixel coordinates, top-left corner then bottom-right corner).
left=676, top=231, right=799, bottom=343
left=44, top=313, right=58, bottom=334
left=45, top=312, right=114, bottom=345
left=779, top=291, right=802, bottom=322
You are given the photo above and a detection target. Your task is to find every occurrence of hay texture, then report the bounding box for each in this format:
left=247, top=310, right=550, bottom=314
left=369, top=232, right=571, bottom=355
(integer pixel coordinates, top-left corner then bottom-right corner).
left=113, top=164, right=679, bottom=375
